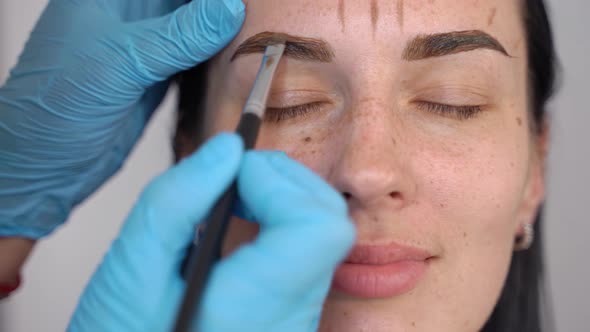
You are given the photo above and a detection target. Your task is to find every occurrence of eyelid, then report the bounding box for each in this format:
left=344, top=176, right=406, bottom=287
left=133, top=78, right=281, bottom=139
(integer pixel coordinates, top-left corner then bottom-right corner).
left=267, top=89, right=335, bottom=107
left=269, top=89, right=333, bottom=99
left=415, top=101, right=483, bottom=120
left=411, top=85, right=491, bottom=104
left=264, top=101, right=328, bottom=123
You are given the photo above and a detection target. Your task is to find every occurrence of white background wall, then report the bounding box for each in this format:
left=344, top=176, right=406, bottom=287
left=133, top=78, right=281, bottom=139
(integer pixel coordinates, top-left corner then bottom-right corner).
left=1, top=1, right=588, bottom=331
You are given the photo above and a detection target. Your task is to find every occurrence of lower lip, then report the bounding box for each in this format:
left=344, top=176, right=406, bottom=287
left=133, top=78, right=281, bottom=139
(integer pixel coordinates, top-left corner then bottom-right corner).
left=332, top=260, right=428, bottom=298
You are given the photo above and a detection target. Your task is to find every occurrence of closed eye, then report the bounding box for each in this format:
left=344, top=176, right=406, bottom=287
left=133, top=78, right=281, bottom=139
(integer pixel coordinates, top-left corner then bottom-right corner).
left=264, top=102, right=327, bottom=123
left=263, top=100, right=483, bottom=123
left=415, top=101, right=483, bottom=120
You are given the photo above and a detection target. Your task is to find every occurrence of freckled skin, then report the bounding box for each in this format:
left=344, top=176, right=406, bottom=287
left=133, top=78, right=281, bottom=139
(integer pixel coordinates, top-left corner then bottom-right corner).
left=202, top=0, right=547, bottom=331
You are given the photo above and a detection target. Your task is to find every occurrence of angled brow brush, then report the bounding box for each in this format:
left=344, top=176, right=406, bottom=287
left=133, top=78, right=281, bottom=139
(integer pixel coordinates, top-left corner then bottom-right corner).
left=173, top=41, right=286, bottom=332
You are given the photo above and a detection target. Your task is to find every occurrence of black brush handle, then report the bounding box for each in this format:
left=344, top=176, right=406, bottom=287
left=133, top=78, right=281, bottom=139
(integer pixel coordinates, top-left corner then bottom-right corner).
left=174, top=113, right=261, bottom=332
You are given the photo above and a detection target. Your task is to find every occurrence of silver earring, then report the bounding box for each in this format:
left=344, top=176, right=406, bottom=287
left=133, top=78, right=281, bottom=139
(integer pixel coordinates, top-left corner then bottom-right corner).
left=514, top=223, right=534, bottom=251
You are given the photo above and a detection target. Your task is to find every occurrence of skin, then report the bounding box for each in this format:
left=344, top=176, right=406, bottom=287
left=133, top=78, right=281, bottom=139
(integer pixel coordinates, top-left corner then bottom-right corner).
left=0, top=238, right=34, bottom=291
left=188, top=0, right=548, bottom=330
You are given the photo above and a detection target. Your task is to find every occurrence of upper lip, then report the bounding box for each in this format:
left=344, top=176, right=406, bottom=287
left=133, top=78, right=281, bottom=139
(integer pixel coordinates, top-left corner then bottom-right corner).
left=344, top=243, right=433, bottom=265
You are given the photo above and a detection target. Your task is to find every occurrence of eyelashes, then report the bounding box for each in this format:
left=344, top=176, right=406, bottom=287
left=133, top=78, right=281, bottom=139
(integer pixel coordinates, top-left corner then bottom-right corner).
left=264, top=102, right=326, bottom=123
left=264, top=101, right=483, bottom=123
left=414, top=101, right=483, bottom=120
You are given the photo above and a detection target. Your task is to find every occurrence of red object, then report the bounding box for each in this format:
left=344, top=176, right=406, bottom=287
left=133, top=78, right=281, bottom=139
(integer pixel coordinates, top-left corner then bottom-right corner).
left=0, top=274, right=21, bottom=297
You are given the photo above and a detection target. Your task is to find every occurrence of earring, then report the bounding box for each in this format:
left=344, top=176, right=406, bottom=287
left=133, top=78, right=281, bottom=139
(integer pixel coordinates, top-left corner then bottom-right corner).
left=514, top=223, right=534, bottom=251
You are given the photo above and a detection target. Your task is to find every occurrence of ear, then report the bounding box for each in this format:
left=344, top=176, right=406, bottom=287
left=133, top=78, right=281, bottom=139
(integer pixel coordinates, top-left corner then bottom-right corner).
left=516, top=122, right=550, bottom=227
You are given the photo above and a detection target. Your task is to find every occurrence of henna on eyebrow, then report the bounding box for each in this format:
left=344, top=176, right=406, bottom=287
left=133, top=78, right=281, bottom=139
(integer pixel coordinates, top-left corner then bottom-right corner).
left=402, top=30, right=510, bottom=61
left=231, top=31, right=335, bottom=63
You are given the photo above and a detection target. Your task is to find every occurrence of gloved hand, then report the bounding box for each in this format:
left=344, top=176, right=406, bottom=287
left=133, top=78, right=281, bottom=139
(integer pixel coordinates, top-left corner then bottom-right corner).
left=67, top=133, right=356, bottom=332
left=0, top=0, right=245, bottom=238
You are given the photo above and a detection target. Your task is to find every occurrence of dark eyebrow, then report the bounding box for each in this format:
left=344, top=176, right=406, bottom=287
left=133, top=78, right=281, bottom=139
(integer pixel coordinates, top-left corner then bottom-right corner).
left=230, top=31, right=335, bottom=62
left=402, top=30, right=510, bottom=61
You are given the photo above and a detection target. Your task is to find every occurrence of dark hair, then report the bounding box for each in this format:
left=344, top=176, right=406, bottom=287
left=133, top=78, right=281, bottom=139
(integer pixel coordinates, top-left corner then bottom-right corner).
left=174, top=1, right=558, bottom=330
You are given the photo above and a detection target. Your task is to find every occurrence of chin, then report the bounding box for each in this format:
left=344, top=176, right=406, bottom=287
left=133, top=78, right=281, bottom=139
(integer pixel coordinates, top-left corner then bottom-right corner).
left=318, top=300, right=408, bottom=332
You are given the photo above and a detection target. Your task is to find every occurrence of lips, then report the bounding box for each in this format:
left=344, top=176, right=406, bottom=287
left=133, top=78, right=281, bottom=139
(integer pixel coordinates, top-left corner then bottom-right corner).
left=332, top=243, right=433, bottom=298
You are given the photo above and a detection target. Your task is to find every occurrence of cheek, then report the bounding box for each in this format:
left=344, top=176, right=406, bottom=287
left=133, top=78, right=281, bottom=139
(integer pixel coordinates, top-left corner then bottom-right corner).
left=423, top=135, right=528, bottom=241
left=409, top=121, right=531, bottom=326
left=256, top=120, right=337, bottom=174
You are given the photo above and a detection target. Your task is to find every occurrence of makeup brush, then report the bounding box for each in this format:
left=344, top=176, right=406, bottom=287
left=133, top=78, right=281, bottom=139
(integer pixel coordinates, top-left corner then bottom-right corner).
left=173, top=42, right=286, bottom=332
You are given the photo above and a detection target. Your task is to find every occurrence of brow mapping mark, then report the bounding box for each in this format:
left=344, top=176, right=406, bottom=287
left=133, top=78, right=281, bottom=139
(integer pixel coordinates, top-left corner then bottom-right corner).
left=397, top=0, right=404, bottom=30
left=338, top=0, right=346, bottom=32
left=370, top=0, right=379, bottom=37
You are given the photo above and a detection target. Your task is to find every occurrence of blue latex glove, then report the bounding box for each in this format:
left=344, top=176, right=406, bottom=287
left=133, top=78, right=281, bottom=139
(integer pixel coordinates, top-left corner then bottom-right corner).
left=68, top=133, right=356, bottom=332
left=0, top=0, right=245, bottom=238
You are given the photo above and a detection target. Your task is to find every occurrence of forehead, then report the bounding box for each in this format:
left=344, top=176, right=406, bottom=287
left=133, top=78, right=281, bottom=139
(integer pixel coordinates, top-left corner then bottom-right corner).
left=231, top=0, right=525, bottom=59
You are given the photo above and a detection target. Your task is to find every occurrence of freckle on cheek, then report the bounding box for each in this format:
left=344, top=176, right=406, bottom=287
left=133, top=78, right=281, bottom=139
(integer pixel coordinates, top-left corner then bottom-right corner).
left=516, top=117, right=522, bottom=126
left=303, top=136, right=312, bottom=143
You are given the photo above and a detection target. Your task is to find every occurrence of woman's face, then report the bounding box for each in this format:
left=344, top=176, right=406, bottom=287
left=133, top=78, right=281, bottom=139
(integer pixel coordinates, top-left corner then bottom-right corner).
left=196, top=0, right=546, bottom=330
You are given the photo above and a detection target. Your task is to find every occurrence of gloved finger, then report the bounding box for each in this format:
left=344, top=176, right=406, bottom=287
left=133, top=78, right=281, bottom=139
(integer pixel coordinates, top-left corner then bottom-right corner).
left=70, top=134, right=243, bottom=332
left=263, top=151, right=349, bottom=211
left=121, top=0, right=245, bottom=86
left=110, top=0, right=186, bottom=22
left=119, top=133, right=244, bottom=254
left=230, top=151, right=288, bottom=222
left=235, top=151, right=355, bottom=290
left=199, top=152, right=355, bottom=329
left=231, top=196, right=255, bottom=222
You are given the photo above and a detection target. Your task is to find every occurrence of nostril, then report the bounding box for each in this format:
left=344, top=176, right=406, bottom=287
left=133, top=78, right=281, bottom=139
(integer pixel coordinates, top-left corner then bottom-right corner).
left=389, top=192, right=402, bottom=200
left=343, top=192, right=352, bottom=200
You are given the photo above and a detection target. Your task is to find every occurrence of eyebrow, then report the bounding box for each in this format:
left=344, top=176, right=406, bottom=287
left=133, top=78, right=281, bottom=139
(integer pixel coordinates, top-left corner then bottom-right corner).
left=230, top=31, right=335, bottom=62
left=231, top=30, right=509, bottom=64
left=402, top=30, right=510, bottom=61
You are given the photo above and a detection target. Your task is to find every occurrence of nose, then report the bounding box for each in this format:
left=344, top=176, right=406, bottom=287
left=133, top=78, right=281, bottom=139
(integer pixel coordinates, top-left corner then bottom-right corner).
left=327, top=99, right=415, bottom=211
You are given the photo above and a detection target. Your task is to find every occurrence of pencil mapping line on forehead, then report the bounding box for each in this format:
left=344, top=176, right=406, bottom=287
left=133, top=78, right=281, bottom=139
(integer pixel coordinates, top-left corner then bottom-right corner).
left=230, top=30, right=509, bottom=63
